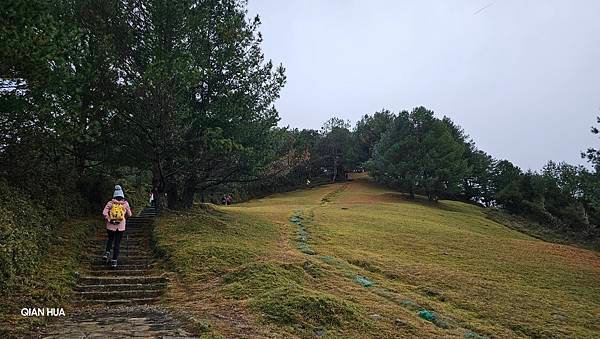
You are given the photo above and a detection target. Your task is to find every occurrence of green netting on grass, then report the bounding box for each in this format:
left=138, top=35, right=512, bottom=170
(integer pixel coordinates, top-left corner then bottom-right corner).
left=291, top=211, right=315, bottom=255
left=355, top=274, right=375, bottom=287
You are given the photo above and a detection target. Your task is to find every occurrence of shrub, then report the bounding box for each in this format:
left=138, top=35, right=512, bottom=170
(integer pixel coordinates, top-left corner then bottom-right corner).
left=0, top=180, right=53, bottom=289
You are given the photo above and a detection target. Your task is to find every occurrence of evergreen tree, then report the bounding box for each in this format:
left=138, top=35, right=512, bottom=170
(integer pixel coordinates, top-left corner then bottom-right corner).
left=319, top=117, right=353, bottom=182
left=104, top=0, right=286, bottom=208
left=368, top=107, right=467, bottom=201
left=582, top=116, right=600, bottom=171
left=354, top=110, right=395, bottom=165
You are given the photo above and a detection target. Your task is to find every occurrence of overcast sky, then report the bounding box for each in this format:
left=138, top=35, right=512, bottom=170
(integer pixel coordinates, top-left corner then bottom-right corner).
left=246, top=0, right=600, bottom=171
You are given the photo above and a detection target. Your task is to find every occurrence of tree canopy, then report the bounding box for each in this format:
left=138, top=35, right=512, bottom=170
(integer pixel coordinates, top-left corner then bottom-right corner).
left=1, top=0, right=598, bottom=238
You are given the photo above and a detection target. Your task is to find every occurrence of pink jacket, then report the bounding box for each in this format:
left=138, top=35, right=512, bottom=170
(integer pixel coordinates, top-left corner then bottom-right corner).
left=102, top=199, right=132, bottom=231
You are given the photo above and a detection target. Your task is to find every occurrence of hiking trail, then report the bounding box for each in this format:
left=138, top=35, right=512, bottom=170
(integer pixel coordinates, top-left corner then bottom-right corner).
left=42, top=206, right=193, bottom=338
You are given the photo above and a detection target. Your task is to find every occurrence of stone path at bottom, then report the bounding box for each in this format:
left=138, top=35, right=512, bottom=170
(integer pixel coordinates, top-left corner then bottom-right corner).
left=41, top=305, right=194, bottom=338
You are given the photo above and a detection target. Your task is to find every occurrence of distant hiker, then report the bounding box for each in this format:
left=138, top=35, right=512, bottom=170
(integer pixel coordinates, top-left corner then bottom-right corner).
left=222, top=194, right=233, bottom=205
left=306, top=178, right=311, bottom=187
left=102, top=185, right=132, bottom=268
left=149, top=189, right=155, bottom=206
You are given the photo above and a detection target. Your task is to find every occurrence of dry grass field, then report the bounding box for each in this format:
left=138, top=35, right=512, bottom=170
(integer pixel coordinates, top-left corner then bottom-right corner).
left=155, top=173, right=600, bottom=338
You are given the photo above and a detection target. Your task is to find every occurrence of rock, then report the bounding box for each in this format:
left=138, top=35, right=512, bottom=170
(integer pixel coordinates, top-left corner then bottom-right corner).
left=370, top=313, right=382, bottom=320
left=394, top=318, right=407, bottom=327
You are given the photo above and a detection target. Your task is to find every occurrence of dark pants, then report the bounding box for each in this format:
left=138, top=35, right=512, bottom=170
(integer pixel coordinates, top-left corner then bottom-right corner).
left=105, top=229, right=124, bottom=260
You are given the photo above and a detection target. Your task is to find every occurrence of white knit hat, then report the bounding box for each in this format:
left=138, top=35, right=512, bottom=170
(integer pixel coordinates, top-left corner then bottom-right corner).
left=113, top=185, right=125, bottom=198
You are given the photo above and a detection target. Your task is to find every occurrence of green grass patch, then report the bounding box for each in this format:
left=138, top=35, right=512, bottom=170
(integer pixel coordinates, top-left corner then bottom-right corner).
left=251, top=284, right=369, bottom=331
left=155, top=204, right=377, bottom=336
left=0, top=217, right=96, bottom=337
left=218, top=255, right=370, bottom=333
left=155, top=206, right=278, bottom=279
left=222, top=261, right=305, bottom=299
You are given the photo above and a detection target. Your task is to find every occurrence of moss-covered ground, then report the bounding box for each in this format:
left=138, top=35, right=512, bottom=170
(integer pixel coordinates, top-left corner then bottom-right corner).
left=0, top=218, right=97, bottom=337
left=155, top=173, right=600, bottom=338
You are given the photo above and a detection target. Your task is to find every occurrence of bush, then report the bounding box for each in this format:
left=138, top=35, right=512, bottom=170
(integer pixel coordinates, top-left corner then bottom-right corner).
left=521, top=200, right=555, bottom=225
left=556, top=203, right=590, bottom=230
left=0, top=180, right=54, bottom=290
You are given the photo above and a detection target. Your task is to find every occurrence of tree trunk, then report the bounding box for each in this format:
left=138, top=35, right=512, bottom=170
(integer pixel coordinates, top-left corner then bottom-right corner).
left=166, top=180, right=178, bottom=209
left=182, top=175, right=196, bottom=208
left=332, top=156, right=338, bottom=182
left=409, top=184, right=415, bottom=199
left=151, top=158, right=165, bottom=210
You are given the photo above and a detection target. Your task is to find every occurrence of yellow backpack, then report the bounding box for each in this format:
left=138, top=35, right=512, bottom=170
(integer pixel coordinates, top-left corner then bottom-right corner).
left=109, top=203, right=126, bottom=223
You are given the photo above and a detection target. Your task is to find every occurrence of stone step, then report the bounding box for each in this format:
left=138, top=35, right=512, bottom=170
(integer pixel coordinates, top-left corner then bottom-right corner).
left=101, top=219, right=152, bottom=224
left=88, top=252, right=151, bottom=259
left=120, top=237, right=150, bottom=241
left=86, top=269, right=151, bottom=277
left=122, top=231, right=151, bottom=235
left=90, top=233, right=150, bottom=239
left=75, top=289, right=163, bottom=300
left=74, top=282, right=167, bottom=292
left=88, top=249, right=151, bottom=257
left=78, top=276, right=167, bottom=285
left=87, top=242, right=150, bottom=250
left=90, top=258, right=154, bottom=266
left=76, top=297, right=160, bottom=305
left=122, top=231, right=150, bottom=235
left=88, top=244, right=149, bottom=250
left=122, top=227, right=151, bottom=231
left=90, top=242, right=150, bottom=248
left=90, top=254, right=151, bottom=260
left=126, top=216, right=154, bottom=225
left=90, top=263, right=155, bottom=271
left=88, top=239, right=147, bottom=246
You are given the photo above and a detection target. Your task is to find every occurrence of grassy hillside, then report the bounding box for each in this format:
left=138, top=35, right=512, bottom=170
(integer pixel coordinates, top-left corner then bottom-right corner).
left=155, top=174, right=600, bottom=338
left=0, top=218, right=97, bottom=337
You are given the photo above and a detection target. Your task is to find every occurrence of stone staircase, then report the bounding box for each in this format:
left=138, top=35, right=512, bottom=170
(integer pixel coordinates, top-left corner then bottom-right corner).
left=74, top=206, right=167, bottom=305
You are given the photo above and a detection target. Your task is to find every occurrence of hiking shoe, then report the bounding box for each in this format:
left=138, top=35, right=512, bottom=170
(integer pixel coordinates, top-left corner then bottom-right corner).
left=111, top=259, right=118, bottom=268
left=102, top=251, right=110, bottom=260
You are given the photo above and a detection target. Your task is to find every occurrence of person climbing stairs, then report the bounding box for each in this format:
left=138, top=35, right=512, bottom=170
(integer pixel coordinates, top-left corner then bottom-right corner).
left=74, top=206, right=166, bottom=304
left=42, top=205, right=193, bottom=337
